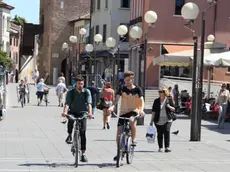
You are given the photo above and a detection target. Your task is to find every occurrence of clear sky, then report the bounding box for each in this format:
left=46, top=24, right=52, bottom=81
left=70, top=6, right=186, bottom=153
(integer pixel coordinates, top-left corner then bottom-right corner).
left=4, top=0, right=40, bottom=24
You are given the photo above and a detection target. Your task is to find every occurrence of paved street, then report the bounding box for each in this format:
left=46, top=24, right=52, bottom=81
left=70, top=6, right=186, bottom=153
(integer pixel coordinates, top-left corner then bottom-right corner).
left=1, top=83, right=230, bottom=172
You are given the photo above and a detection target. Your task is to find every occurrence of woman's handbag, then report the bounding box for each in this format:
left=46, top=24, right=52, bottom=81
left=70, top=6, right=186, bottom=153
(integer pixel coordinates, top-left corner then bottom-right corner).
left=166, top=98, right=177, bottom=121
left=97, top=98, right=104, bottom=110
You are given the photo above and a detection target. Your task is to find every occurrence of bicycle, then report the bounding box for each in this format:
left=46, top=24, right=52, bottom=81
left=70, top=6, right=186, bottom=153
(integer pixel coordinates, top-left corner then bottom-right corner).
left=43, top=88, right=50, bottom=106
left=66, top=112, right=89, bottom=167
left=112, top=112, right=140, bottom=168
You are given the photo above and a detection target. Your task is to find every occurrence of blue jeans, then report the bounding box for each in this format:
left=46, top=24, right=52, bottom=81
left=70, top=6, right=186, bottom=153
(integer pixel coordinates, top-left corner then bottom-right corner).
left=218, top=104, right=228, bottom=128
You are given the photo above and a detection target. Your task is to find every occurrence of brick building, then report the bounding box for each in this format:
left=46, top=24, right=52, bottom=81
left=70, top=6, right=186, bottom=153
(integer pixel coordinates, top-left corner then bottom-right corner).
left=129, top=0, right=230, bottom=88
left=39, top=0, right=91, bottom=84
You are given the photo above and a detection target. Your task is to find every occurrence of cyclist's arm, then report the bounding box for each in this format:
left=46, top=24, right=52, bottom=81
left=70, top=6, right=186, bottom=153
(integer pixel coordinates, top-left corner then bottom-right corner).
left=86, top=89, right=92, bottom=115
left=63, top=91, right=71, bottom=114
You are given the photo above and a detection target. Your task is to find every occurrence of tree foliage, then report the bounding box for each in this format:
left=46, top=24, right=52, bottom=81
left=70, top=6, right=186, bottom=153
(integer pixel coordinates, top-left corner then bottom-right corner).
left=12, top=15, right=27, bottom=25
left=0, top=51, right=12, bottom=68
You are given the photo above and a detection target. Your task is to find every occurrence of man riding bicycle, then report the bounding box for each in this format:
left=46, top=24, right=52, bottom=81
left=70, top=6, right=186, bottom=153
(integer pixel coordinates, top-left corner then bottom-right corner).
left=62, top=76, right=92, bottom=163
left=108, top=71, right=145, bottom=161
left=36, top=78, right=50, bottom=106
left=18, top=79, right=26, bottom=104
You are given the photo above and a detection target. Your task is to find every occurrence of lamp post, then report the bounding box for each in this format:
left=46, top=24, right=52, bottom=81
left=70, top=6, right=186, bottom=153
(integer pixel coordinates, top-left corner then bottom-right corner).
left=93, top=34, right=102, bottom=84
left=78, top=28, right=87, bottom=75
left=181, top=1, right=218, bottom=141
left=117, top=25, right=128, bottom=82
left=181, top=2, right=200, bottom=141
left=62, top=42, right=70, bottom=86
left=129, top=11, right=157, bottom=125
left=69, top=35, right=78, bottom=76
left=85, top=43, right=94, bottom=84
left=106, top=37, right=117, bottom=88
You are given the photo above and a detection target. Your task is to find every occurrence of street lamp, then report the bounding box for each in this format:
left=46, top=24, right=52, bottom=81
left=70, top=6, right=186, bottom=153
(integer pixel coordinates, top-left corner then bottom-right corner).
left=106, top=37, right=116, bottom=48
left=129, top=10, right=158, bottom=125
left=69, top=35, right=78, bottom=76
left=93, top=34, right=102, bottom=80
left=182, top=2, right=200, bottom=142
left=62, top=42, right=70, bottom=86
left=117, top=25, right=128, bottom=84
left=78, top=28, right=87, bottom=75
left=85, top=44, right=94, bottom=74
left=182, top=0, right=218, bottom=141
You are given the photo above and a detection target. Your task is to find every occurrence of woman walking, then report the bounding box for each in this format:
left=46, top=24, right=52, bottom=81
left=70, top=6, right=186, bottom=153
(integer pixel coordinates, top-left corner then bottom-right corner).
left=150, top=88, right=175, bottom=153
left=102, top=82, right=114, bottom=129
left=217, top=84, right=229, bottom=129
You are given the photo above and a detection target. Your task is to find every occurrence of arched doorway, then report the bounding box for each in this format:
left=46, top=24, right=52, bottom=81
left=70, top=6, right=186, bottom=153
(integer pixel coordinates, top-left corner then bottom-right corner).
left=61, top=58, right=72, bottom=85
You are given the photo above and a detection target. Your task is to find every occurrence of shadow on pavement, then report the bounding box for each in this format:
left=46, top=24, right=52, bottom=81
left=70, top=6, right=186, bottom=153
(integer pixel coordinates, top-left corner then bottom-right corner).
left=18, top=162, right=115, bottom=168
left=94, top=139, right=116, bottom=142
left=202, top=124, right=230, bottom=134
left=135, top=150, right=155, bottom=153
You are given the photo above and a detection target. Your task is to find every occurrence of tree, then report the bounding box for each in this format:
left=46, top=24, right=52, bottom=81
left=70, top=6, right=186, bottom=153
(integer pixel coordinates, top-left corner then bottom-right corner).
left=12, top=15, right=27, bottom=25
left=0, top=50, right=12, bottom=68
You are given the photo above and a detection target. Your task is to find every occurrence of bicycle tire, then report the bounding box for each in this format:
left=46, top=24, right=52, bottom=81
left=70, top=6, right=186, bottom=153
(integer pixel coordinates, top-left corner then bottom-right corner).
left=126, top=136, right=134, bottom=164
left=74, top=130, right=79, bottom=167
left=116, top=134, right=124, bottom=168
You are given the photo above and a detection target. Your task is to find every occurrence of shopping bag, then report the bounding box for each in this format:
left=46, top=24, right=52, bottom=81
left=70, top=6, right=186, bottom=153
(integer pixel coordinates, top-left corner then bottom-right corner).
left=146, top=125, right=156, bottom=144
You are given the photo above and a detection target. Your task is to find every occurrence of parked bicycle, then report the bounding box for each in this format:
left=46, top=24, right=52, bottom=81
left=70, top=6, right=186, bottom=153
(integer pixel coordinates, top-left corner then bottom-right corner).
left=66, top=112, right=89, bottom=167
left=112, top=112, right=140, bottom=168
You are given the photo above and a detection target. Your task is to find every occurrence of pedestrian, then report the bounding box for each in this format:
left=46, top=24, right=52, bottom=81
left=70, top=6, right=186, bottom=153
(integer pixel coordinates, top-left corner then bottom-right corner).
left=102, top=82, right=114, bottom=129
left=150, top=88, right=175, bottom=153
left=57, top=72, right=66, bottom=85
left=15, top=69, right=19, bottom=83
left=173, top=84, right=179, bottom=112
left=216, top=84, right=229, bottom=129
left=87, top=81, right=99, bottom=119
left=56, top=80, right=68, bottom=107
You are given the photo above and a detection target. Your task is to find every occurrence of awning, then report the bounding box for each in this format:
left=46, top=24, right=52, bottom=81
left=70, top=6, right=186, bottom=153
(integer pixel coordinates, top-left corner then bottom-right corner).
left=163, top=45, right=193, bottom=53
left=153, top=47, right=229, bottom=67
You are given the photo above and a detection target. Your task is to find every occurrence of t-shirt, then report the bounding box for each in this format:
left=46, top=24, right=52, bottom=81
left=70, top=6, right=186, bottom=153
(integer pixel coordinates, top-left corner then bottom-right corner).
left=116, top=85, right=143, bottom=115
left=56, top=83, right=67, bottom=93
left=65, top=89, right=92, bottom=115
left=18, top=84, right=26, bottom=92
left=37, top=82, right=46, bottom=92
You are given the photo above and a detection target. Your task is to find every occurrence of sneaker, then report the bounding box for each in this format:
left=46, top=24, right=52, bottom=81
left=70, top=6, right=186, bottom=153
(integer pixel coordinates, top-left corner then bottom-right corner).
left=65, top=135, right=72, bottom=144
left=107, top=123, right=110, bottom=129
left=81, top=154, right=88, bottom=162
left=165, top=148, right=171, bottom=153
left=103, top=126, right=106, bottom=130
left=158, top=148, right=163, bottom=152
left=131, top=140, right=137, bottom=147
left=113, top=155, right=117, bottom=161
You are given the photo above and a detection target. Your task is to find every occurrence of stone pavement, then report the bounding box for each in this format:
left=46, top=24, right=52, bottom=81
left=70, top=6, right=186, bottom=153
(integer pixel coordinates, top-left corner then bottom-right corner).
left=1, top=83, right=230, bottom=172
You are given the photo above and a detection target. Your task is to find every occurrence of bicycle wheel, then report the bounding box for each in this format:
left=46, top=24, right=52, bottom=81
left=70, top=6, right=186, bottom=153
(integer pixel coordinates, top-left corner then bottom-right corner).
left=126, top=136, right=134, bottom=164
left=74, top=130, right=80, bottom=167
left=116, top=134, right=124, bottom=168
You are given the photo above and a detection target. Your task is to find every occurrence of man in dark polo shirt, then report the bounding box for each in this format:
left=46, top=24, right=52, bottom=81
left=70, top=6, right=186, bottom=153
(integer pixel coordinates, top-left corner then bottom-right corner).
left=62, top=76, right=92, bottom=162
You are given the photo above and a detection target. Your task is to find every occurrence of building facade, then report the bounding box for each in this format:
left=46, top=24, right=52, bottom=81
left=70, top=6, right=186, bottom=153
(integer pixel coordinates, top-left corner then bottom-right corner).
left=10, top=22, right=21, bottom=70
left=0, top=1, right=14, bottom=54
left=39, top=0, right=91, bottom=84
left=129, top=0, right=230, bottom=88
left=90, top=0, right=130, bottom=77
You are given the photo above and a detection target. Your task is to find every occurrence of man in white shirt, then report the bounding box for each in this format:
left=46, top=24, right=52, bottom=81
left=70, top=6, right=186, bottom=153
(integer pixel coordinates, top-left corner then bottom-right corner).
left=56, top=80, right=67, bottom=107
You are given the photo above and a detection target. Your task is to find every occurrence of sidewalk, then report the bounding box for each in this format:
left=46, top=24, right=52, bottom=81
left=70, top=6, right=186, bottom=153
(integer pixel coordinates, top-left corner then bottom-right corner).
left=0, top=83, right=230, bottom=171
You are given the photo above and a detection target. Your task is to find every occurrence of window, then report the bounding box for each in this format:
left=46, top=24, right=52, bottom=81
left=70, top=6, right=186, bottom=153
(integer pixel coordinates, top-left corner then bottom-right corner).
left=119, top=23, right=129, bottom=42
left=121, top=0, right=130, bottom=8
left=175, top=0, right=185, bottom=15
left=60, top=1, right=64, bottom=9
left=10, top=37, right=12, bottom=45
left=105, top=0, right=108, bottom=8
left=96, top=25, right=99, bottom=34
left=2, top=16, right=5, bottom=31
left=7, top=17, right=10, bottom=32
left=16, top=52, right=18, bottom=64
left=103, top=24, right=107, bottom=43
left=97, top=0, right=101, bottom=10
left=16, top=38, right=18, bottom=47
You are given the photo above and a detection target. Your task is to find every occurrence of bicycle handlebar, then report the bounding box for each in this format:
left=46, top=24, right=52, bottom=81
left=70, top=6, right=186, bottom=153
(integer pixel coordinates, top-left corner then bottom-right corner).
left=66, top=112, right=89, bottom=121
left=111, top=112, right=141, bottom=120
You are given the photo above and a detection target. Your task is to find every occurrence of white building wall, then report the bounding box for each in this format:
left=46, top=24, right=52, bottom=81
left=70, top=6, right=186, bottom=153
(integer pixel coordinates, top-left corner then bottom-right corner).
left=0, top=8, right=11, bottom=53
left=91, top=0, right=130, bottom=51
